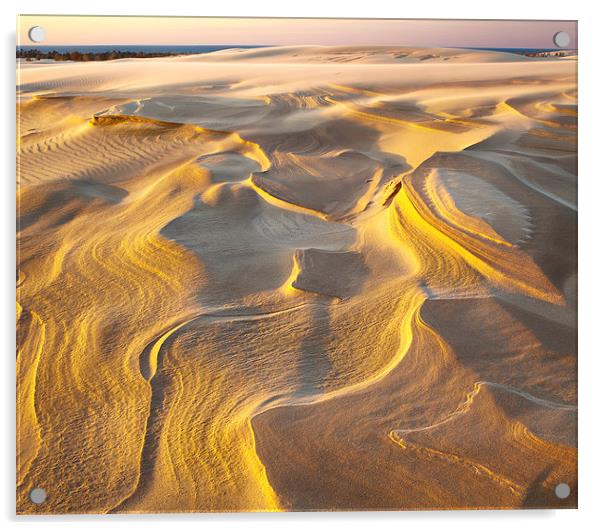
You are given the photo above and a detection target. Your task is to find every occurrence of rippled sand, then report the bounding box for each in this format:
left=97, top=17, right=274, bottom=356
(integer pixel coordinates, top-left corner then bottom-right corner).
left=16, top=46, right=577, bottom=513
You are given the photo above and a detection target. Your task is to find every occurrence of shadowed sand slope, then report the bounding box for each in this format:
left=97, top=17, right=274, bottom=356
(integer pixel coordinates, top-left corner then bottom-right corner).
left=16, top=46, right=576, bottom=513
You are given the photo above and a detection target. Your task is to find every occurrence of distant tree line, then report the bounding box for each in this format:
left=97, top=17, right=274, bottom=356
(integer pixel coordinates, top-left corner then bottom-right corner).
left=17, top=49, right=182, bottom=62
left=521, top=51, right=573, bottom=57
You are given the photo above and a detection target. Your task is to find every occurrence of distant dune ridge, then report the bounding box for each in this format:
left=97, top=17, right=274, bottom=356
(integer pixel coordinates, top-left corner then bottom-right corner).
left=16, top=46, right=577, bottom=513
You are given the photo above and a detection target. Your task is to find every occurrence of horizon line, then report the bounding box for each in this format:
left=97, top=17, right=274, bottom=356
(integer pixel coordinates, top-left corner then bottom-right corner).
left=16, top=44, right=577, bottom=50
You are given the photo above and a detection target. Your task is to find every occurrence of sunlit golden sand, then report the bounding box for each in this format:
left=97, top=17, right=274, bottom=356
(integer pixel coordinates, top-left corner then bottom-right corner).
left=16, top=46, right=577, bottom=513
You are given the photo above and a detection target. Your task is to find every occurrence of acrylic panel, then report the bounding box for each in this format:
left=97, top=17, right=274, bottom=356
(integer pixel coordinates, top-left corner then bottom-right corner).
left=16, top=16, right=578, bottom=514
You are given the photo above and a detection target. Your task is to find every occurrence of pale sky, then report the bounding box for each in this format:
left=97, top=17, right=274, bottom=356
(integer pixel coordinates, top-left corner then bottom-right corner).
left=18, top=16, right=577, bottom=49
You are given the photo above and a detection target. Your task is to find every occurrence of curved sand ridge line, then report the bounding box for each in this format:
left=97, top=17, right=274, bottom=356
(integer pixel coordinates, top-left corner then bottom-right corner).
left=391, top=380, right=576, bottom=440
left=16, top=305, right=45, bottom=488
left=391, top=167, right=561, bottom=303
left=17, top=49, right=576, bottom=512
left=389, top=379, right=576, bottom=501
left=112, top=304, right=317, bottom=512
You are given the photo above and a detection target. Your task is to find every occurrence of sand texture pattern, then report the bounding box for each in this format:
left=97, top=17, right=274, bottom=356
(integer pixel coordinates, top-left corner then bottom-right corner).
left=16, top=46, right=577, bottom=513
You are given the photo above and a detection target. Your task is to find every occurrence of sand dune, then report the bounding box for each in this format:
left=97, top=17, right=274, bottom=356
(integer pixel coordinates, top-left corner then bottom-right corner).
left=16, top=46, right=577, bottom=513
left=175, top=45, right=539, bottom=64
